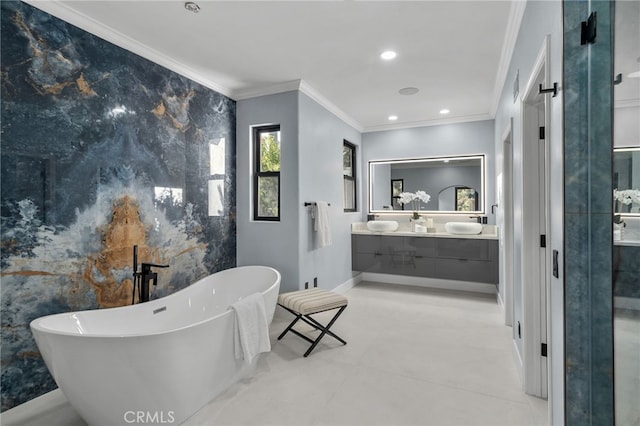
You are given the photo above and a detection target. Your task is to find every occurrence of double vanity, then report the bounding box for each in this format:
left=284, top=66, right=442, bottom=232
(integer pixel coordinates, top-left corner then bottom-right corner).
left=351, top=220, right=499, bottom=286
left=359, top=153, right=497, bottom=291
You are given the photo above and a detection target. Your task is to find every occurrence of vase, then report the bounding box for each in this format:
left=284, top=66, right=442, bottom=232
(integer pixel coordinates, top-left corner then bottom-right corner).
left=613, top=223, right=623, bottom=241
left=410, top=217, right=426, bottom=232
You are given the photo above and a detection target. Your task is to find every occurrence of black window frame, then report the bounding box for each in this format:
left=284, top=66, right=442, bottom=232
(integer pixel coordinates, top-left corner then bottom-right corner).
left=343, top=140, right=357, bottom=212
left=253, top=125, right=281, bottom=221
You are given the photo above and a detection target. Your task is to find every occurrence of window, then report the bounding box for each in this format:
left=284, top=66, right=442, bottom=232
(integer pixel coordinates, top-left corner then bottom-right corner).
left=391, top=179, right=404, bottom=210
left=455, top=186, right=478, bottom=211
left=343, top=140, right=356, bottom=212
left=253, top=125, right=281, bottom=221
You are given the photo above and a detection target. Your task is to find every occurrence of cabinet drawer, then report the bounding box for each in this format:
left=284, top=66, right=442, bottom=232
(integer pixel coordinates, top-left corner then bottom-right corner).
left=352, top=235, right=383, bottom=254
left=437, top=239, right=491, bottom=261
left=435, top=258, right=498, bottom=283
left=352, top=235, right=406, bottom=255
left=402, top=257, right=437, bottom=277
left=352, top=253, right=400, bottom=273
left=406, top=237, right=437, bottom=257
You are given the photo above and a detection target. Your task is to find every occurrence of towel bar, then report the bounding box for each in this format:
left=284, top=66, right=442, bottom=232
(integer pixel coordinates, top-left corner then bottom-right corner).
left=304, top=202, right=331, bottom=206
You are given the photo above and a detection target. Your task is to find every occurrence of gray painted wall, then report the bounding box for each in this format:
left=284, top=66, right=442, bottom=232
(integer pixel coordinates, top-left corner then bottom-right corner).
left=493, top=1, right=563, bottom=423
left=362, top=120, right=495, bottom=221
left=236, top=91, right=300, bottom=292
left=237, top=91, right=362, bottom=293
left=298, top=92, right=362, bottom=290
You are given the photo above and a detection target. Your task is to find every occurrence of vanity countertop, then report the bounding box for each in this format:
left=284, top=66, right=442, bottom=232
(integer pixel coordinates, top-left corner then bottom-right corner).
left=351, top=223, right=499, bottom=240
left=614, top=240, right=640, bottom=247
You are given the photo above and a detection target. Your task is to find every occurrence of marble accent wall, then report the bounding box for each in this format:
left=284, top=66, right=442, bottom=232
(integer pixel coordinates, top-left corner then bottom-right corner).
left=0, top=1, right=236, bottom=411
left=563, top=1, right=614, bottom=424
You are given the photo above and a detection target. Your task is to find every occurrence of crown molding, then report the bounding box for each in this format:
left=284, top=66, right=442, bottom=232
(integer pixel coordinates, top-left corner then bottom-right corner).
left=22, top=0, right=234, bottom=99
left=362, top=113, right=493, bottom=134
left=489, top=0, right=527, bottom=117
left=297, top=80, right=363, bottom=132
left=234, top=79, right=363, bottom=132
left=233, top=80, right=302, bottom=101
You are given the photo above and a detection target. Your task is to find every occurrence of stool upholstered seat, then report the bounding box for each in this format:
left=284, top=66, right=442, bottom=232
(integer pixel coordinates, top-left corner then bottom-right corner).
left=277, top=288, right=348, bottom=315
left=276, top=288, right=348, bottom=357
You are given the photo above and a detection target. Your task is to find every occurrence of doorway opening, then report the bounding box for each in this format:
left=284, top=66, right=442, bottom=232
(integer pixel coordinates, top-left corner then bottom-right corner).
left=501, top=119, right=514, bottom=328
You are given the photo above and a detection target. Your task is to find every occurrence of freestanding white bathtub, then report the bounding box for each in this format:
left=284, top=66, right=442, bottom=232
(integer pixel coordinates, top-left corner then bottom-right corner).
left=30, top=265, right=281, bottom=426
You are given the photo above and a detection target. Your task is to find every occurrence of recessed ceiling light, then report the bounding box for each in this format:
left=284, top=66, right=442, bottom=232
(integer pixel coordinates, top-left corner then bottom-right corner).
left=439, top=109, right=450, bottom=115
left=184, top=2, right=200, bottom=13
left=628, top=71, right=640, bottom=79
left=380, top=51, right=397, bottom=60
left=399, top=87, right=419, bottom=95
left=388, top=115, right=398, bottom=121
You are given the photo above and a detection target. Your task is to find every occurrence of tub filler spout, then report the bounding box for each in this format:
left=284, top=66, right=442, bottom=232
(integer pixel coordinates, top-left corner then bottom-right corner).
left=132, top=245, right=169, bottom=304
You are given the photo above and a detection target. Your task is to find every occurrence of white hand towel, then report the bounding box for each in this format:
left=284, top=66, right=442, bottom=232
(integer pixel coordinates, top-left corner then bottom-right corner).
left=313, top=201, right=332, bottom=248
left=231, top=292, right=271, bottom=362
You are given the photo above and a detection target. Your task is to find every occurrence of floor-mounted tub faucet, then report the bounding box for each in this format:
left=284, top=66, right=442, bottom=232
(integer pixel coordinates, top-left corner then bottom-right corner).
left=132, top=245, right=170, bottom=304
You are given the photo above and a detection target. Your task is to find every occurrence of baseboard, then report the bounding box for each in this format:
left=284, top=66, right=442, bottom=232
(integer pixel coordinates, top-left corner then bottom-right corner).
left=360, top=273, right=496, bottom=295
left=512, top=338, right=524, bottom=389
left=497, top=291, right=505, bottom=311
left=332, top=273, right=362, bottom=294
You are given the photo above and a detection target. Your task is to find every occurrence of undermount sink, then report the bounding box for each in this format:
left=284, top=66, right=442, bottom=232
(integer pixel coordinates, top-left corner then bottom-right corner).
left=366, top=220, right=399, bottom=232
left=445, top=222, right=483, bottom=235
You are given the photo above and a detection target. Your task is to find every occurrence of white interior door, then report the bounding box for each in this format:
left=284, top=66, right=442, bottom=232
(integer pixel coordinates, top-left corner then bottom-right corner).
left=520, top=36, right=551, bottom=399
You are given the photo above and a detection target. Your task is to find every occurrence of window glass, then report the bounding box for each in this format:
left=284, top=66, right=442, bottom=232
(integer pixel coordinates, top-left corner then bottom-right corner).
left=343, top=141, right=356, bottom=212
left=254, top=125, right=281, bottom=221
left=260, top=131, right=281, bottom=172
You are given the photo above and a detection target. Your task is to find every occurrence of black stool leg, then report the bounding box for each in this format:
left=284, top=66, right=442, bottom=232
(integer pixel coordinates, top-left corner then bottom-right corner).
left=277, top=308, right=302, bottom=340
left=302, top=314, right=347, bottom=345
left=303, top=305, right=347, bottom=357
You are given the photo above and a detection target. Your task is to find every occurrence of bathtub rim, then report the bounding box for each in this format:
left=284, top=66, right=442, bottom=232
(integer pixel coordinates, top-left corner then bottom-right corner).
left=30, top=265, right=281, bottom=339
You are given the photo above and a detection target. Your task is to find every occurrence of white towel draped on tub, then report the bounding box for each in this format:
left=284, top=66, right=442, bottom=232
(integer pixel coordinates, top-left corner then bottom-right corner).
left=231, top=292, right=271, bottom=362
left=313, top=201, right=332, bottom=248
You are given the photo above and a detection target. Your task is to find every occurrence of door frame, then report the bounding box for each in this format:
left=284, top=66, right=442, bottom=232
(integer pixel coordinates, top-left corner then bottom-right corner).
left=500, top=119, right=514, bottom=327
left=520, top=35, right=551, bottom=399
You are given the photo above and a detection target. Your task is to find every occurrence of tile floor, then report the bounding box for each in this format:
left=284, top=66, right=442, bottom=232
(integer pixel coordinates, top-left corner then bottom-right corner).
left=3, top=282, right=549, bottom=426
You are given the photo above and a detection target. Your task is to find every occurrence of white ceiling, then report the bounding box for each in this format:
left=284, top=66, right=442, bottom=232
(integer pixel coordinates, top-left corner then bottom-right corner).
left=26, top=0, right=524, bottom=132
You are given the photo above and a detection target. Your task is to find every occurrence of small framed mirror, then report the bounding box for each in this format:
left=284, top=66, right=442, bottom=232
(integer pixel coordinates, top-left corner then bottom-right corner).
left=369, top=154, right=485, bottom=214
